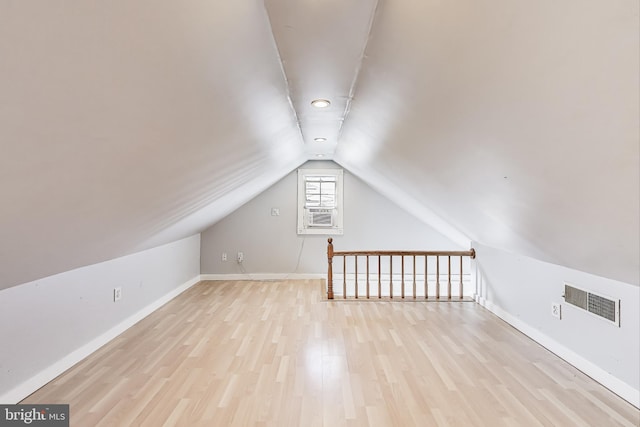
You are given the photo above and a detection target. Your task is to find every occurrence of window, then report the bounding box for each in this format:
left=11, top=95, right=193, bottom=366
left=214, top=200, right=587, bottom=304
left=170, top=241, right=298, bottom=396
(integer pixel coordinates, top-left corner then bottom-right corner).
left=297, top=168, right=343, bottom=235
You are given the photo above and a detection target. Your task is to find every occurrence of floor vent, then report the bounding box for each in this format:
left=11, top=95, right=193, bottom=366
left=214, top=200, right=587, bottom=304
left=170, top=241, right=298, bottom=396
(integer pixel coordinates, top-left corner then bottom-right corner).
left=563, top=283, right=620, bottom=326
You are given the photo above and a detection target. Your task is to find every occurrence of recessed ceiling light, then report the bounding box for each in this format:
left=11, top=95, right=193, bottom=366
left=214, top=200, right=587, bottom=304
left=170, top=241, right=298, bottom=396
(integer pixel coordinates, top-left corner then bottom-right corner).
left=311, top=99, right=331, bottom=108
left=315, top=154, right=325, bottom=158
left=314, top=137, right=327, bottom=143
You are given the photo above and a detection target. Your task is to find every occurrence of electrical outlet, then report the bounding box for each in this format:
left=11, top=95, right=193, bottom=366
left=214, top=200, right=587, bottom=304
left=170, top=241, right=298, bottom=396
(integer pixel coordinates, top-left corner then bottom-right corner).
left=222, top=252, right=227, bottom=261
left=271, top=208, right=280, bottom=216
left=551, top=302, right=561, bottom=319
left=114, top=287, right=122, bottom=302
left=237, top=252, right=244, bottom=263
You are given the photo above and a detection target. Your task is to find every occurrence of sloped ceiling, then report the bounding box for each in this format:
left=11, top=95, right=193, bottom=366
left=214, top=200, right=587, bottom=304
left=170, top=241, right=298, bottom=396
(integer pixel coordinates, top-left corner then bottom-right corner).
left=334, top=0, right=639, bottom=285
left=1, top=0, right=638, bottom=290
left=0, top=1, right=307, bottom=289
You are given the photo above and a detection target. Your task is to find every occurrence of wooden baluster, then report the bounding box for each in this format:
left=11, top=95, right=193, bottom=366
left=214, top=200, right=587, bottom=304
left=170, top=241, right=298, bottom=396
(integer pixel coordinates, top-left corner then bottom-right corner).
left=366, top=255, right=370, bottom=299
left=436, top=256, right=440, bottom=299
left=355, top=255, right=358, bottom=299
left=389, top=256, right=393, bottom=299
left=378, top=256, right=382, bottom=299
left=401, top=255, right=405, bottom=299
left=412, top=255, right=417, bottom=299
left=343, top=255, right=347, bottom=299
left=447, top=256, right=452, bottom=300
left=327, top=238, right=334, bottom=299
left=459, top=255, right=464, bottom=300
left=425, top=255, right=428, bottom=299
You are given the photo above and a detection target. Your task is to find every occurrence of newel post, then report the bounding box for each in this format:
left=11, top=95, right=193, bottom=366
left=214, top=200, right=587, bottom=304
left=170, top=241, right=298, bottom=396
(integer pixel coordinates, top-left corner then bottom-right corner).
left=327, top=238, right=334, bottom=299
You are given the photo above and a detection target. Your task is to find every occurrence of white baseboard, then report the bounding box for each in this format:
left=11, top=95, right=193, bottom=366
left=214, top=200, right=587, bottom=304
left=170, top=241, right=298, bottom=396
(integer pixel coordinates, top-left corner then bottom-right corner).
left=0, top=275, right=202, bottom=404
left=200, top=273, right=325, bottom=281
left=478, top=297, right=640, bottom=408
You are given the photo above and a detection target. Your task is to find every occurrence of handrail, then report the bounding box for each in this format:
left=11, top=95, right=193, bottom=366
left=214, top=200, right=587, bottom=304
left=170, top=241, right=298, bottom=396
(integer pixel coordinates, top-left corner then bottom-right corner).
left=333, top=249, right=476, bottom=257
left=326, top=238, right=476, bottom=300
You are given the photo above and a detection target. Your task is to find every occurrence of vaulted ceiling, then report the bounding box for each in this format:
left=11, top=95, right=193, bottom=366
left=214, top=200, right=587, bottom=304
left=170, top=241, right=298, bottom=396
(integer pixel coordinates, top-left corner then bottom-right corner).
left=1, top=0, right=638, bottom=290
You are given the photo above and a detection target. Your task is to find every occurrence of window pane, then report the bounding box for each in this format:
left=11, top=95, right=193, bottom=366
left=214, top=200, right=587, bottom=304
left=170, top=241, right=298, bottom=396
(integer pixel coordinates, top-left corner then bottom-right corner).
left=320, top=195, right=335, bottom=207
left=320, top=182, right=335, bottom=195
left=306, top=182, right=320, bottom=193
left=306, top=194, right=320, bottom=203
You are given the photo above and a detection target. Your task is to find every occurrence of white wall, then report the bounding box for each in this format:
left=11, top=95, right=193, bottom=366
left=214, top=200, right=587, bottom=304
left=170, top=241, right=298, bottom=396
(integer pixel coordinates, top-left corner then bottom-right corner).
left=0, top=234, right=201, bottom=403
left=474, top=242, right=640, bottom=407
left=201, top=161, right=463, bottom=276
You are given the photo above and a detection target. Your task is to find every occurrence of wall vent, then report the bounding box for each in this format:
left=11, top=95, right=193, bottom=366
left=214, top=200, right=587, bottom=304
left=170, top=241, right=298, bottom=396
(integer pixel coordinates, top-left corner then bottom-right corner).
left=563, top=283, right=620, bottom=326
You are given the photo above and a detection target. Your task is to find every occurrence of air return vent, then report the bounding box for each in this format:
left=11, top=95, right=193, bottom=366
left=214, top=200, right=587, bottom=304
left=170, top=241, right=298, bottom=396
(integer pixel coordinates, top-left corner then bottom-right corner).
left=563, top=283, right=620, bottom=326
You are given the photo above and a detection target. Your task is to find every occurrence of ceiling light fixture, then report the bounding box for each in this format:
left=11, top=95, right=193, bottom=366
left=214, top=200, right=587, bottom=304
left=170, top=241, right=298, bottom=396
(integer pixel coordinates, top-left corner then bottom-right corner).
left=316, top=154, right=325, bottom=158
left=311, top=99, right=331, bottom=108
left=314, top=137, right=327, bottom=143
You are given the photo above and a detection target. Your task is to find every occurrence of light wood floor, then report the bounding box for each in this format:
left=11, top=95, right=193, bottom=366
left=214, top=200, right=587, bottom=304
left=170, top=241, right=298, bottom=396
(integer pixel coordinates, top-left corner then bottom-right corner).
left=24, top=280, right=639, bottom=426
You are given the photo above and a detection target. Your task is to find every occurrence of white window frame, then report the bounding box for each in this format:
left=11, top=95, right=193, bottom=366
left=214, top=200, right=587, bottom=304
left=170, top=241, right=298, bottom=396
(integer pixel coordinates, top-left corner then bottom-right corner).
left=297, top=168, right=344, bottom=235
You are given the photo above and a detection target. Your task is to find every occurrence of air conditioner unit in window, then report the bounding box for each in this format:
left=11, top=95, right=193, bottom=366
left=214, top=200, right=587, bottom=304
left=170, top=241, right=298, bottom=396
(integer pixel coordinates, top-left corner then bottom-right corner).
left=308, top=208, right=334, bottom=227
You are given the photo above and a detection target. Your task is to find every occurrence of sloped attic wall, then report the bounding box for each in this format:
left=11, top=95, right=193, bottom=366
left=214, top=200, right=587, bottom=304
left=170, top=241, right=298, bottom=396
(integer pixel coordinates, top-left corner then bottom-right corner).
left=3, top=0, right=636, bottom=295
left=0, top=1, right=306, bottom=291
left=201, top=161, right=464, bottom=276
left=335, top=0, right=639, bottom=287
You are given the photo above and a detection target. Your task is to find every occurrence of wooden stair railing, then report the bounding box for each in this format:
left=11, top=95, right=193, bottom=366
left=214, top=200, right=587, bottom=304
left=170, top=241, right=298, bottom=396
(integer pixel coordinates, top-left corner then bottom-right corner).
left=326, top=238, right=476, bottom=300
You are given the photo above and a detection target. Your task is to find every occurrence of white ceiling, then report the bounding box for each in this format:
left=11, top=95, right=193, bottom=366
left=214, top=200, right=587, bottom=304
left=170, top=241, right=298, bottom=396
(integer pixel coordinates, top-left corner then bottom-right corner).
left=1, top=0, right=638, bottom=290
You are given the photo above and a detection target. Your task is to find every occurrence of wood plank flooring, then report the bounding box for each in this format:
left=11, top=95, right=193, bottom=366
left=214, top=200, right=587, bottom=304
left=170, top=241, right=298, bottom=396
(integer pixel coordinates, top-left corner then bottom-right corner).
left=23, top=280, right=639, bottom=426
